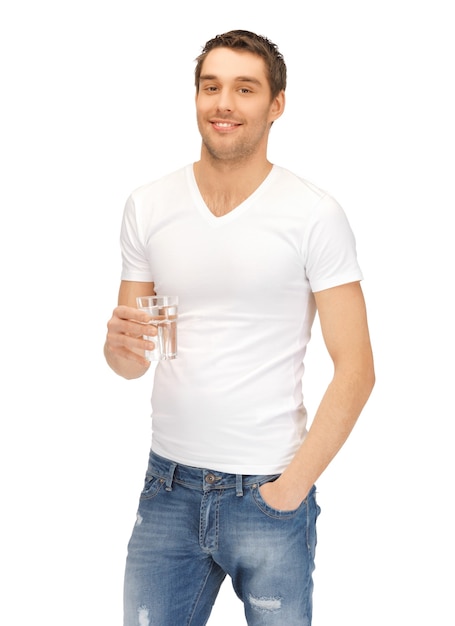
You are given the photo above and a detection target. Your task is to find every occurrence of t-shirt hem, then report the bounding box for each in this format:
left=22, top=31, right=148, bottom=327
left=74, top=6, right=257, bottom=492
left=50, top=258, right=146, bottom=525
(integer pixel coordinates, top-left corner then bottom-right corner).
left=151, top=446, right=290, bottom=476
left=311, top=271, right=364, bottom=293
left=120, top=271, right=154, bottom=282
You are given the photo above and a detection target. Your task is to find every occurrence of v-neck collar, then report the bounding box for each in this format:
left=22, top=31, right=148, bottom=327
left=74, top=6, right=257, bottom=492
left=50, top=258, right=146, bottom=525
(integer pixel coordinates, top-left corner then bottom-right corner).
left=186, top=163, right=277, bottom=226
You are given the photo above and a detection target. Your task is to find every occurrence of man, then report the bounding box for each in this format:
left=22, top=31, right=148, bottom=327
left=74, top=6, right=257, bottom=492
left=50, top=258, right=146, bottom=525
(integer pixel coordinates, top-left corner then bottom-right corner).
left=105, top=30, right=375, bottom=626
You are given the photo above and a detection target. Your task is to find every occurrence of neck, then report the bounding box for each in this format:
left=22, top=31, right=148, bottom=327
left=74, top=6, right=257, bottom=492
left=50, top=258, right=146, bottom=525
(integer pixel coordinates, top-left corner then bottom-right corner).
left=194, top=150, right=273, bottom=217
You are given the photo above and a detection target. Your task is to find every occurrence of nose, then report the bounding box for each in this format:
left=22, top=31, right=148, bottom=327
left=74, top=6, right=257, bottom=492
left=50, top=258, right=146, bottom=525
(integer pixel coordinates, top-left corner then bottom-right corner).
left=216, top=88, right=233, bottom=113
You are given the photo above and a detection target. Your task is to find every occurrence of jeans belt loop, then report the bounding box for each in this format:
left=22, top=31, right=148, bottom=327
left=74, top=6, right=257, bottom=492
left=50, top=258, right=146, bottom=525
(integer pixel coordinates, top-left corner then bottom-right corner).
left=236, top=474, right=244, bottom=497
left=165, top=462, right=177, bottom=491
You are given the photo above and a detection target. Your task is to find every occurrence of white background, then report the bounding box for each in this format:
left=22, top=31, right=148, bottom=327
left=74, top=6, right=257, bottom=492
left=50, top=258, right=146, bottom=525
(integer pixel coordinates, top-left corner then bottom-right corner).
left=1, top=1, right=453, bottom=624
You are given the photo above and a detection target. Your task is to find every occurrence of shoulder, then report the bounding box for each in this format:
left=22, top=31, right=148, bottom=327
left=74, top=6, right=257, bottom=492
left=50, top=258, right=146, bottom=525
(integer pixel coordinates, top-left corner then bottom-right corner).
left=267, top=166, right=344, bottom=221
left=272, top=166, right=327, bottom=200
left=129, top=165, right=191, bottom=203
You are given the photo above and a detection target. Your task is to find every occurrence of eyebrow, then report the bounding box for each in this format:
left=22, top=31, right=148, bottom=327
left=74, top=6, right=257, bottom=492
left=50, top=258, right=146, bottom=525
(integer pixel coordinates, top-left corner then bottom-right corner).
left=199, top=74, right=263, bottom=86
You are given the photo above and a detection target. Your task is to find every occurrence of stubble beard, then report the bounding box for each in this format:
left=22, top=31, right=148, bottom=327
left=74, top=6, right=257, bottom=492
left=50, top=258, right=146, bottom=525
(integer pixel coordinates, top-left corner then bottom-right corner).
left=202, top=137, right=255, bottom=165
left=198, top=118, right=270, bottom=166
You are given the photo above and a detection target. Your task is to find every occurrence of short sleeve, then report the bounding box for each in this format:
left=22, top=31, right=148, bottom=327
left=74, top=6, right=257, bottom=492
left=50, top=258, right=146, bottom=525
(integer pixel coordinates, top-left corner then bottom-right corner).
left=120, top=194, right=154, bottom=282
left=303, top=194, right=363, bottom=292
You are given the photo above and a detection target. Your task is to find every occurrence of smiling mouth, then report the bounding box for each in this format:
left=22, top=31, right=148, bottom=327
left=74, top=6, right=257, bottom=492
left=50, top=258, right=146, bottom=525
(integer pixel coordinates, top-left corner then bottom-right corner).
left=211, top=121, right=241, bottom=130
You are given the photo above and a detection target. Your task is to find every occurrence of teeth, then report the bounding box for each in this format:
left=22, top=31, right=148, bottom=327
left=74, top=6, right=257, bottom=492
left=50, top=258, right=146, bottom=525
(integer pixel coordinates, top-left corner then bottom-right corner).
left=216, top=122, right=235, bottom=127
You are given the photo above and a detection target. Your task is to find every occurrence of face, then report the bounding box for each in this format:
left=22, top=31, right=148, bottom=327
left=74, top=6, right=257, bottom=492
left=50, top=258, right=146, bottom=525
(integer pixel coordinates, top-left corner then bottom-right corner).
left=195, top=47, right=285, bottom=164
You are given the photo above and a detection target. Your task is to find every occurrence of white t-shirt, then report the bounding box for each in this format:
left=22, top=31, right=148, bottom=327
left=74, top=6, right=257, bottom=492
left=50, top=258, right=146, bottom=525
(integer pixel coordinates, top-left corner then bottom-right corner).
left=120, top=164, right=363, bottom=474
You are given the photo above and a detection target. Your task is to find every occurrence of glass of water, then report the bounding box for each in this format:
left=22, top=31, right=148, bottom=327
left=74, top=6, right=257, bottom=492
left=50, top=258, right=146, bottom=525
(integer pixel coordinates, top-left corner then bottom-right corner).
left=136, top=296, right=178, bottom=361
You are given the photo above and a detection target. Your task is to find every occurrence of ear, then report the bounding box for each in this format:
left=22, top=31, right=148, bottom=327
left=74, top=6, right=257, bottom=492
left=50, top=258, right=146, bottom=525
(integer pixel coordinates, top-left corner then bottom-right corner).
left=269, top=90, right=285, bottom=123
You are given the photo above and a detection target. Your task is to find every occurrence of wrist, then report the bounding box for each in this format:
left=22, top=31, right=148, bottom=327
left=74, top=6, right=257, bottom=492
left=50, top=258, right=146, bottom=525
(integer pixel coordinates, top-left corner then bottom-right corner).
left=277, top=471, right=312, bottom=504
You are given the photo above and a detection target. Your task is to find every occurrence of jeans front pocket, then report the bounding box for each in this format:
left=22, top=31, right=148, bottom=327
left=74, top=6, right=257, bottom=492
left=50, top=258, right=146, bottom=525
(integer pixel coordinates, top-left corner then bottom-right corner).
left=251, top=479, right=303, bottom=520
left=140, top=475, right=165, bottom=500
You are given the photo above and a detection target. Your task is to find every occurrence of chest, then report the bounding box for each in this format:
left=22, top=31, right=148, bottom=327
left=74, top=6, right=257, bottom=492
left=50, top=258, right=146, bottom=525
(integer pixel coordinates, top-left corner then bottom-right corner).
left=145, top=210, right=308, bottom=306
left=199, top=191, right=250, bottom=217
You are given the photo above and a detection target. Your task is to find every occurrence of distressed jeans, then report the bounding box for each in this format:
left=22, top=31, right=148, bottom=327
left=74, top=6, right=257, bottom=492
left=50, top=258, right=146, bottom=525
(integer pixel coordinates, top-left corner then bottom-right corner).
left=124, top=451, right=321, bottom=626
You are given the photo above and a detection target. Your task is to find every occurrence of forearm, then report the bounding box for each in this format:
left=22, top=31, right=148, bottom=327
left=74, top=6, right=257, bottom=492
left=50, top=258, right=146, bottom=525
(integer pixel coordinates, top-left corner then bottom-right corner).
left=276, top=281, right=376, bottom=502
left=104, top=341, right=150, bottom=380
left=281, top=367, right=375, bottom=500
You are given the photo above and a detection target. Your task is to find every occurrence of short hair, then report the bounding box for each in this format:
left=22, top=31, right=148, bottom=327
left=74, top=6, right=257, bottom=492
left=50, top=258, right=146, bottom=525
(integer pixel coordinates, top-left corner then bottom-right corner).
left=195, top=30, right=287, bottom=98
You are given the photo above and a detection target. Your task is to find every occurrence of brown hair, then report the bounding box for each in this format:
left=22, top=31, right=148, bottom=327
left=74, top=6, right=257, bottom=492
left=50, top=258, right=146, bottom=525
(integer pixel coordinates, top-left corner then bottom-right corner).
left=195, top=30, right=287, bottom=98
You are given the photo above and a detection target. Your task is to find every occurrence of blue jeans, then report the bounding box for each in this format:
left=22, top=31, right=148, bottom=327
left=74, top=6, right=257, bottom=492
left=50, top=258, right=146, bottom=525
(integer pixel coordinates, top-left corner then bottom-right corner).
left=124, top=451, right=321, bottom=625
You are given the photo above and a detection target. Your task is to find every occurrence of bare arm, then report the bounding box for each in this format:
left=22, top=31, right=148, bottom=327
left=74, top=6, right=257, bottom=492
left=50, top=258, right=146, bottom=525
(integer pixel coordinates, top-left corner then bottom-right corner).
left=261, top=281, right=375, bottom=509
left=104, top=280, right=156, bottom=379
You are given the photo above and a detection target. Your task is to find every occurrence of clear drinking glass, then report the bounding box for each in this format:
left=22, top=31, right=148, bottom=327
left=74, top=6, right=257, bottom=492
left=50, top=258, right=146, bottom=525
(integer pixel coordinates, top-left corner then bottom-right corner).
left=136, top=295, right=178, bottom=361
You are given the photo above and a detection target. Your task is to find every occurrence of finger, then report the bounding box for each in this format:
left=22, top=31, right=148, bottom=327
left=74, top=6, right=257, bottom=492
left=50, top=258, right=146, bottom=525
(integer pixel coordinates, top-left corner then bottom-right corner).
left=107, top=333, right=156, bottom=359
left=107, top=316, right=157, bottom=339
left=111, top=344, right=152, bottom=367
left=126, top=320, right=158, bottom=339
left=114, top=305, right=153, bottom=323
